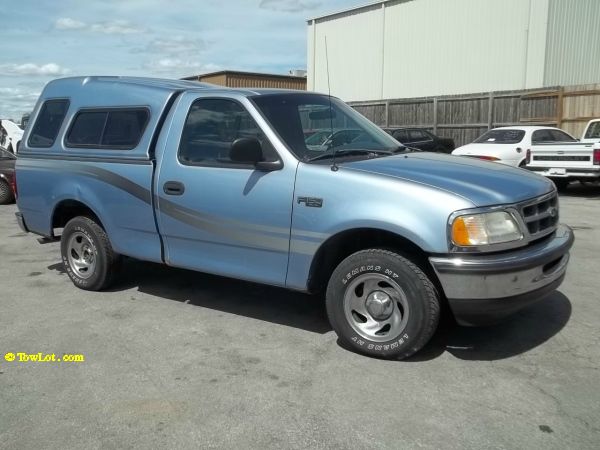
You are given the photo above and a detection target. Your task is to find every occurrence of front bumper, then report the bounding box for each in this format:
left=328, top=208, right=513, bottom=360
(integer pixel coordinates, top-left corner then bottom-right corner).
left=429, top=224, right=574, bottom=326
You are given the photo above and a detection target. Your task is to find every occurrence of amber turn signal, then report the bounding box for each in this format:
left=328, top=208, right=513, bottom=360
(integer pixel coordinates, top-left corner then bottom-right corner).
left=451, top=216, right=472, bottom=246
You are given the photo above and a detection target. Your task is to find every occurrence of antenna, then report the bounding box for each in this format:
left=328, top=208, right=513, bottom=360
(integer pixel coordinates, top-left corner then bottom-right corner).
left=324, top=36, right=338, bottom=172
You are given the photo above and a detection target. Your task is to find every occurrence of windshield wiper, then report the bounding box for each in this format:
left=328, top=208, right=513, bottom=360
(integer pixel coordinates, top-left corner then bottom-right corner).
left=307, top=148, right=393, bottom=162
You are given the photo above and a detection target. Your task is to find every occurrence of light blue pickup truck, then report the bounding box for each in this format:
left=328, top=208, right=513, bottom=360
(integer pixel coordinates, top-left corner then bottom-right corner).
left=15, top=77, right=574, bottom=359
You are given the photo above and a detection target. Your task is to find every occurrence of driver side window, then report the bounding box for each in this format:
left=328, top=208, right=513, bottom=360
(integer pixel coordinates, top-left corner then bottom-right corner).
left=179, top=98, right=276, bottom=167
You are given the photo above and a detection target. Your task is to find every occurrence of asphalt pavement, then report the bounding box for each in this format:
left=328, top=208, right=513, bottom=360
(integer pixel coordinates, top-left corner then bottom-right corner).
left=0, top=185, right=599, bottom=449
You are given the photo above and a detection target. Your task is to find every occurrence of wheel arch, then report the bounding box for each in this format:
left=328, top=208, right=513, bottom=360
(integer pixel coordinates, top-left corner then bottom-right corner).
left=306, top=227, right=439, bottom=295
left=51, top=199, right=105, bottom=236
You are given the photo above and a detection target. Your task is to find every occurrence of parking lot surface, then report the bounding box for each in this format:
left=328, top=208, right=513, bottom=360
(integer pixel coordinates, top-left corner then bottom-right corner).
left=1, top=186, right=599, bottom=449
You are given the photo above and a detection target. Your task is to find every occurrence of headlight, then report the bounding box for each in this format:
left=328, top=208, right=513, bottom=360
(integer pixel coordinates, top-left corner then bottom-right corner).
left=451, top=211, right=523, bottom=246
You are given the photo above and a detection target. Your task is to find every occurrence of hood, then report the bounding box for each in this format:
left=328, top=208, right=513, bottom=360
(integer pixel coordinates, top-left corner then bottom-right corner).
left=341, top=152, right=553, bottom=207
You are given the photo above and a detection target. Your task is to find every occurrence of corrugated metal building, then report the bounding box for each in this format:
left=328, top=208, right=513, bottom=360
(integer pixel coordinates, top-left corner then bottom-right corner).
left=182, top=70, right=307, bottom=90
left=307, top=0, right=600, bottom=102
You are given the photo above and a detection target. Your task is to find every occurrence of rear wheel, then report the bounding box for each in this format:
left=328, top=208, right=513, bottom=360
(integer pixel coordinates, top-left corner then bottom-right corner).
left=61, top=216, right=121, bottom=290
left=326, top=249, right=440, bottom=359
left=0, top=179, right=14, bottom=204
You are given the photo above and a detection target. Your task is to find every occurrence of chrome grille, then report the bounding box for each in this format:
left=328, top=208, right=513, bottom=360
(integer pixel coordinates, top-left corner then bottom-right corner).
left=519, top=192, right=559, bottom=238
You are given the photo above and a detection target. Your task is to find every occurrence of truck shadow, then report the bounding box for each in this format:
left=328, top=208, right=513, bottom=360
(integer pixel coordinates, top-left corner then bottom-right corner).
left=109, top=259, right=331, bottom=334
left=48, top=260, right=572, bottom=359
left=559, top=182, right=600, bottom=199
left=408, top=291, right=571, bottom=362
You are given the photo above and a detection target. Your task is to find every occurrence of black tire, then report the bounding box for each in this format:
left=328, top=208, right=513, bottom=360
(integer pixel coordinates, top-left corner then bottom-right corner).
left=326, top=249, right=440, bottom=360
left=0, top=179, right=14, bottom=204
left=61, top=216, right=121, bottom=291
left=552, top=178, right=569, bottom=191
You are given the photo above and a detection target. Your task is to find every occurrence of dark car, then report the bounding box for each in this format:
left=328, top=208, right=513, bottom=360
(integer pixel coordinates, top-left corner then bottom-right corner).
left=383, top=127, right=455, bottom=153
left=0, top=147, right=16, bottom=204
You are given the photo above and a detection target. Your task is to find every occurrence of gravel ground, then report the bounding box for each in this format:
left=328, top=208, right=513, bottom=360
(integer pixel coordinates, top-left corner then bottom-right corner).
left=0, top=185, right=599, bottom=449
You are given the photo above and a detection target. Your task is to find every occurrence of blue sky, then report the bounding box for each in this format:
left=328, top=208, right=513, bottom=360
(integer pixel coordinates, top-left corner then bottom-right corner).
left=1, top=0, right=364, bottom=121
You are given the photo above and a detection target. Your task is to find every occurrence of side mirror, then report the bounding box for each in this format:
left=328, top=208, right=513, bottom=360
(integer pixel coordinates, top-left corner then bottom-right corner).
left=230, top=137, right=263, bottom=164
left=230, top=137, right=282, bottom=171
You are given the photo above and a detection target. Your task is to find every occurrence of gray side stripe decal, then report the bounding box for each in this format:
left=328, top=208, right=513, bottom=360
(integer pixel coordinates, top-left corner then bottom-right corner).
left=20, top=160, right=328, bottom=251
left=159, top=200, right=290, bottom=253
left=23, top=161, right=152, bottom=205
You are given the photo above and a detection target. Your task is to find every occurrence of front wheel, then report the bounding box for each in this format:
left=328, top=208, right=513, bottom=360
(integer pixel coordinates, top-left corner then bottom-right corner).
left=326, top=249, right=440, bottom=359
left=61, top=216, right=121, bottom=290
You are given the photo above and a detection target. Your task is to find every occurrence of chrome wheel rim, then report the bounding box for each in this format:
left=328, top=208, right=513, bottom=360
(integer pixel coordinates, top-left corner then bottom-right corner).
left=67, top=232, right=96, bottom=279
left=343, top=273, right=409, bottom=342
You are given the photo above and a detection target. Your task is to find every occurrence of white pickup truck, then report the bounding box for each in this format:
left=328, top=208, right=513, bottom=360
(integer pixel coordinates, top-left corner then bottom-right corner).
left=526, top=119, right=600, bottom=189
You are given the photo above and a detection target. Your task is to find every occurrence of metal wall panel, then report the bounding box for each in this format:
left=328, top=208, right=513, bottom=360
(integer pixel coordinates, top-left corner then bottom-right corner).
left=544, top=0, right=600, bottom=86
left=382, top=0, right=534, bottom=99
left=308, top=0, right=555, bottom=102
left=308, top=3, right=385, bottom=100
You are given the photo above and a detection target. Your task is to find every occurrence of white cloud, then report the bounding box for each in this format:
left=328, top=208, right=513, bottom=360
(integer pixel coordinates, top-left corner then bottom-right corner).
left=143, top=58, right=220, bottom=77
left=91, top=20, right=144, bottom=34
left=132, top=36, right=206, bottom=55
left=0, top=63, right=69, bottom=76
left=153, top=58, right=219, bottom=71
left=150, top=36, right=205, bottom=54
left=259, top=0, right=321, bottom=13
left=54, top=17, right=144, bottom=34
left=136, top=35, right=210, bottom=76
left=0, top=87, right=40, bottom=119
left=55, top=17, right=86, bottom=30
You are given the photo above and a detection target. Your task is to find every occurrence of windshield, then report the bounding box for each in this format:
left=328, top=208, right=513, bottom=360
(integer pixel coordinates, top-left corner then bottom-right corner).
left=584, top=121, right=600, bottom=140
left=474, top=129, right=525, bottom=144
left=251, top=93, right=400, bottom=162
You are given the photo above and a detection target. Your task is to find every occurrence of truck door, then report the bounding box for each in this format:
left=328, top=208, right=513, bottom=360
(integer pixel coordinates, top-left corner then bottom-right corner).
left=155, top=93, right=296, bottom=286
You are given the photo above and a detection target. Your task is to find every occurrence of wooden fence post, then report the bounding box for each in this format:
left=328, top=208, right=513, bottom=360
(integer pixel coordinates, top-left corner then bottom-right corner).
left=487, top=92, right=494, bottom=130
left=433, top=97, right=438, bottom=133
left=557, top=87, right=564, bottom=128
left=384, top=100, right=390, bottom=127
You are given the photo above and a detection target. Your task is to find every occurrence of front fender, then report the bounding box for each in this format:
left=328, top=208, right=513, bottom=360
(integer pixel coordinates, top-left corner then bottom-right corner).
left=285, top=163, right=474, bottom=290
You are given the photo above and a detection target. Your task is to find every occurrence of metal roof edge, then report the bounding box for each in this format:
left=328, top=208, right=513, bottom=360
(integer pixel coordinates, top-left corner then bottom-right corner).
left=306, top=0, right=388, bottom=22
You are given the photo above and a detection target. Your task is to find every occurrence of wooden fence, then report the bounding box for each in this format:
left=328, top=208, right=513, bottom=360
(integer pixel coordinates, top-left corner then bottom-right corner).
left=349, top=84, right=600, bottom=147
